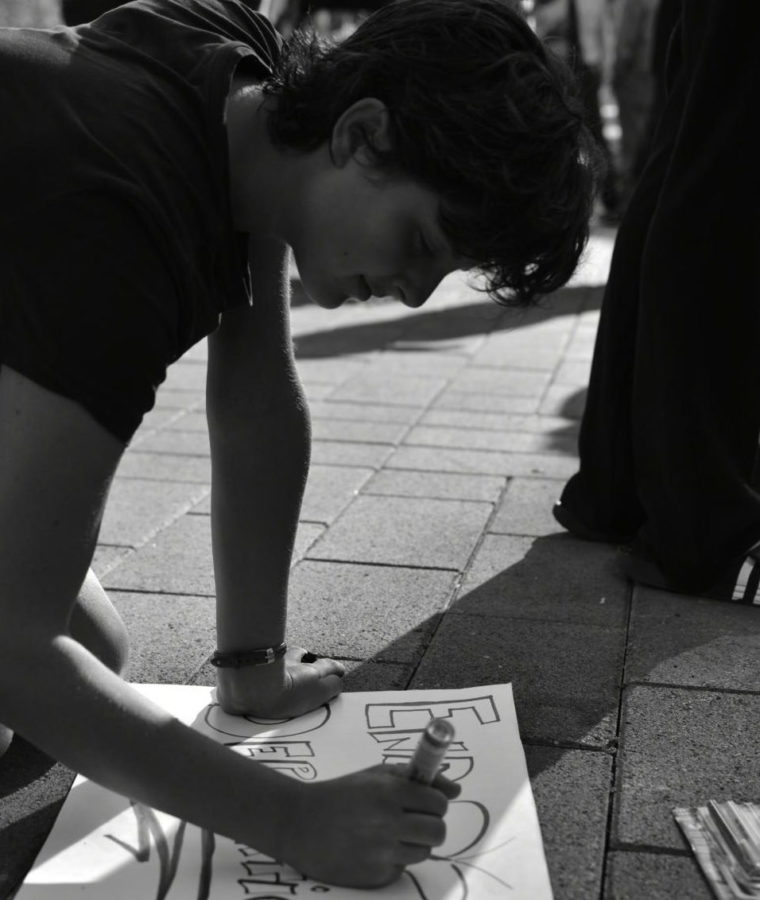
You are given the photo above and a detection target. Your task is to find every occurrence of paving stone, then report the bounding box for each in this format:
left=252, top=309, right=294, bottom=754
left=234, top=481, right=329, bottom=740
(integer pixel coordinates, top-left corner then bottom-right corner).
left=526, top=746, right=612, bottom=900
left=136, top=428, right=210, bottom=456
left=151, top=387, right=204, bottom=410
left=192, top=465, right=373, bottom=525
left=286, top=561, right=456, bottom=661
left=412, top=614, right=624, bottom=745
left=419, top=409, right=579, bottom=435
left=0, top=741, right=74, bottom=900
left=340, top=660, right=414, bottom=692
left=103, top=517, right=322, bottom=595
left=293, top=358, right=368, bottom=385
left=103, top=515, right=214, bottom=596
left=310, top=440, right=394, bottom=468
left=433, top=388, right=539, bottom=414
left=490, top=477, right=566, bottom=536
left=552, top=359, right=592, bottom=386
left=130, top=407, right=187, bottom=445
left=92, top=545, right=133, bottom=579
left=99, top=479, right=209, bottom=547
left=307, top=495, right=492, bottom=569
left=110, top=591, right=215, bottom=683
left=454, top=533, right=629, bottom=626
left=162, top=361, right=208, bottom=391
left=366, top=350, right=467, bottom=376
left=163, top=411, right=208, bottom=431
left=403, top=424, right=575, bottom=455
left=364, top=469, right=505, bottom=503
left=116, top=451, right=211, bottom=483
left=299, top=466, right=373, bottom=525
left=328, top=371, right=447, bottom=406
left=449, top=368, right=551, bottom=397
left=603, top=852, right=712, bottom=900
left=470, top=349, right=564, bottom=371
left=614, top=686, right=760, bottom=849
left=626, top=586, right=760, bottom=691
left=308, top=400, right=420, bottom=424
left=386, top=446, right=579, bottom=479
left=539, top=383, right=587, bottom=418
left=564, top=330, right=597, bottom=361
left=311, top=418, right=409, bottom=444
left=473, top=328, right=570, bottom=357
left=302, top=382, right=338, bottom=401
left=292, top=523, right=326, bottom=561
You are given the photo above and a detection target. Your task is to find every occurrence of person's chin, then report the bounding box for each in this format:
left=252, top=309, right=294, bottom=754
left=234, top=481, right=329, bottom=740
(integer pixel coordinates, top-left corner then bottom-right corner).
left=298, top=274, right=345, bottom=309
left=312, top=293, right=344, bottom=310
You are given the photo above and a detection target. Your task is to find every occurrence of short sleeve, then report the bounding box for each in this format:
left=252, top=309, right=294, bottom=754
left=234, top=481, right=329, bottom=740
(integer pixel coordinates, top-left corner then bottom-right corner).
left=0, top=193, right=185, bottom=444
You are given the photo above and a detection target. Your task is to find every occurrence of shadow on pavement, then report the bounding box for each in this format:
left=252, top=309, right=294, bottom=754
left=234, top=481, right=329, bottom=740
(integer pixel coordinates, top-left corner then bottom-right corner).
left=292, top=284, right=604, bottom=359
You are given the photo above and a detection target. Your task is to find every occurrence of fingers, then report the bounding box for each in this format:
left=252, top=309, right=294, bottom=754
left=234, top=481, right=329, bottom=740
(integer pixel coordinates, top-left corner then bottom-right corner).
left=431, top=771, right=462, bottom=799
left=309, top=656, right=346, bottom=679
left=396, top=843, right=435, bottom=866
left=316, top=673, right=344, bottom=704
left=399, top=812, right=446, bottom=849
left=287, top=646, right=346, bottom=678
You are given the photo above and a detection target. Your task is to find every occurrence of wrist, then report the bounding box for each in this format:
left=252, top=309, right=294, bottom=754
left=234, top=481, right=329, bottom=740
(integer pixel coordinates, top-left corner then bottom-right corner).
left=216, top=656, right=287, bottom=715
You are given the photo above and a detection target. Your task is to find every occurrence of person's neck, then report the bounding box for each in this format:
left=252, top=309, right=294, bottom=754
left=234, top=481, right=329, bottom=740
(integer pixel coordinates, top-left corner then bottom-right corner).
left=225, top=77, right=304, bottom=239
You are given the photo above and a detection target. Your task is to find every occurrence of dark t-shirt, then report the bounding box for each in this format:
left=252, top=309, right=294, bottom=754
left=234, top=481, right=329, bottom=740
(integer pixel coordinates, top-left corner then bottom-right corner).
left=0, top=0, right=281, bottom=442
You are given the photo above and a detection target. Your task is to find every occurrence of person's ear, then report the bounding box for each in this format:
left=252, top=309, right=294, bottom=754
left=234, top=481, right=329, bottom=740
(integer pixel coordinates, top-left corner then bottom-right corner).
left=330, top=98, right=391, bottom=167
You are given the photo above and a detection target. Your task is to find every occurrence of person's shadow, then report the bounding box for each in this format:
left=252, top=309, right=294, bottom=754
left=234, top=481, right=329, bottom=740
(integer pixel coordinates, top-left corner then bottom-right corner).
left=290, top=283, right=604, bottom=358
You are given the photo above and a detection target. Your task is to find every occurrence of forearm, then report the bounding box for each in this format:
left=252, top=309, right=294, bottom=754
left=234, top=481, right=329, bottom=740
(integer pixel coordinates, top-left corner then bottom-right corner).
left=210, top=393, right=310, bottom=652
left=0, top=635, right=298, bottom=856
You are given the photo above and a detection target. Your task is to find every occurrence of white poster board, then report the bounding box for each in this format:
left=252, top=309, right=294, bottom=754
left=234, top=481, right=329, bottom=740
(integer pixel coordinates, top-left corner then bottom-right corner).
left=17, top=683, right=552, bottom=899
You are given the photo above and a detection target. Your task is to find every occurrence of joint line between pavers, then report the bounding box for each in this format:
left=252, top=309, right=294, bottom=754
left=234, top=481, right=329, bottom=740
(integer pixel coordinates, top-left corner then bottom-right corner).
left=300, top=556, right=462, bottom=575
left=598, top=577, right=635, bottom=900
left=623, top=680, right=760, bottom=698
left=608, top=843, right=693, bottom=858
left=522, top=737, right=615, bottom=754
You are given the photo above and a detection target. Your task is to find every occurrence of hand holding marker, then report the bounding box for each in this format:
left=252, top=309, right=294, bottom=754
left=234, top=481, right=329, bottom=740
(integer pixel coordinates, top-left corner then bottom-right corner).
left=408, top=718, right=455, bottom=784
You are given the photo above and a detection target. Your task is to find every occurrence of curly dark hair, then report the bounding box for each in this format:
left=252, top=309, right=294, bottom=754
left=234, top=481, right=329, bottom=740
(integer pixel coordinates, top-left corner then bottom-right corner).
left=262, top=0, right=600, bottom=306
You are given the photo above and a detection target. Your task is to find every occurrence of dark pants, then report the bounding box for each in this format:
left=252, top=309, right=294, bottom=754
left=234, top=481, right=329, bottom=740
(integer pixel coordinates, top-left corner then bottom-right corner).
left=560, top=2, right=760, bottom=592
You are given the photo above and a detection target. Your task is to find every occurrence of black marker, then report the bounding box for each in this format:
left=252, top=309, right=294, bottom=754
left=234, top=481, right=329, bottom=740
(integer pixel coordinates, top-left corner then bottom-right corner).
left=408, top=718, right=455, bottom=784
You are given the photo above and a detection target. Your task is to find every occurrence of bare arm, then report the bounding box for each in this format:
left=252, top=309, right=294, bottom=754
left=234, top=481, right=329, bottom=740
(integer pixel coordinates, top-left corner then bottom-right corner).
left=0, top=367, right=296, bottom=856
left=206, top=235, right=343, bottom=716
left=0, top=365, right=456, bottom=886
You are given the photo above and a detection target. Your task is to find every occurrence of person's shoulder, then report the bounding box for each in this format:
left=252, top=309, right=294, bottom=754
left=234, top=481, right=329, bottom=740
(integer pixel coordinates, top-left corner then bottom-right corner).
left=127, top=0, right=281, bottom=56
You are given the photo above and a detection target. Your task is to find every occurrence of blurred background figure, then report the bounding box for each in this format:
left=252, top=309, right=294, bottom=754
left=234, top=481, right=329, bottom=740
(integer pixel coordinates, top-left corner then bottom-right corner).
left=534, top=0, right=621, bottom=222
left=0, top=0, right=61, bottom=26
left=611, top=0, right=659, bottom=209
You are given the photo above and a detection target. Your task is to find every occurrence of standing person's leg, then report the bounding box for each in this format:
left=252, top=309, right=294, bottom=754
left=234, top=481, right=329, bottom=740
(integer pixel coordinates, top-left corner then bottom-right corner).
left=555, top=5, right=686, bottom=542
left=627, top=2, right=760, bottom=594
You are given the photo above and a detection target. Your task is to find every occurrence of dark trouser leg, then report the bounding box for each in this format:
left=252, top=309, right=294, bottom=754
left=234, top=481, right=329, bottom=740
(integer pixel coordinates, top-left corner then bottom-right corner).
left=631, top=3, right=760, bottom=590
left=557, top=23, right=687, bottom=542
left=561, top=3, right=760, bottom=591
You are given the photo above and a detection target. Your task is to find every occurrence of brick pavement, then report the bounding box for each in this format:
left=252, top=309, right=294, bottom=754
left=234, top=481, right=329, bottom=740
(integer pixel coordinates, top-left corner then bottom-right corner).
left=2, top=227, right=760, bottom=899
